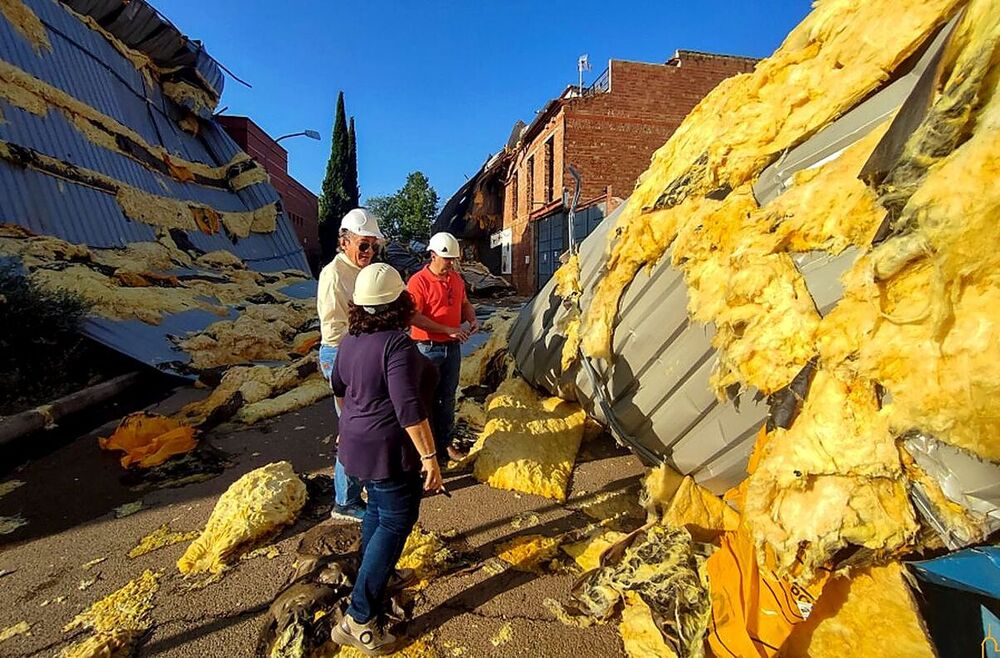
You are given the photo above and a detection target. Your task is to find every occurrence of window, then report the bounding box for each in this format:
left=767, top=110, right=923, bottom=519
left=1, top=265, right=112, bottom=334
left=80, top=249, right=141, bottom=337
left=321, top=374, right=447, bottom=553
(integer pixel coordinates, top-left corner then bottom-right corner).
left=512, top=174, right=518, bottom=219
left=527, top=156, right=535, bottom=212
left=544, top=138, right=555, bottom=203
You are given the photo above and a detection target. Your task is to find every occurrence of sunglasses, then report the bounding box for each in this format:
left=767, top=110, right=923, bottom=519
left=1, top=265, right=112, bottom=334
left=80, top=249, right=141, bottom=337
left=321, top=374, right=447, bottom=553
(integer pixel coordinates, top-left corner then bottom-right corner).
left=356, top=240, right=380, bottom=253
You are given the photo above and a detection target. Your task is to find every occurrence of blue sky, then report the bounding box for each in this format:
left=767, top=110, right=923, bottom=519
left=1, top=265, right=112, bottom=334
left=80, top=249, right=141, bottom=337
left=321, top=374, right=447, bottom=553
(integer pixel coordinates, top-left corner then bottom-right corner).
left=165, top=1, right=811, bottom=204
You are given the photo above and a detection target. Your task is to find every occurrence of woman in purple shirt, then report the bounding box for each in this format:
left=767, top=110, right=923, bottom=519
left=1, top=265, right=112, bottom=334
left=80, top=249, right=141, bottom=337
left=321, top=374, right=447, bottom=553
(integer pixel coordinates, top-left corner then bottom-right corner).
left=329, top=263, right=443, bottom=655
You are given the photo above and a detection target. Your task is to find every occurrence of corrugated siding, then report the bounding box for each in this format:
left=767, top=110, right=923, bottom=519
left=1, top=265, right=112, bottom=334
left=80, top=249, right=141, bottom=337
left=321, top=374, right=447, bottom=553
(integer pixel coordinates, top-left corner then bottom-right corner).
left=0, top=0, right=311, bottom=375
left=510, top=202, right=854, bottom=493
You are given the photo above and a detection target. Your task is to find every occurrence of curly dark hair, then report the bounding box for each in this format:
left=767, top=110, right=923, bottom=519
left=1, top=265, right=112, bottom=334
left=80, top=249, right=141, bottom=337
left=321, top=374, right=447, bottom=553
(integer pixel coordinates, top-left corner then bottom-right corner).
left=348, top=290, right=416, bottom=335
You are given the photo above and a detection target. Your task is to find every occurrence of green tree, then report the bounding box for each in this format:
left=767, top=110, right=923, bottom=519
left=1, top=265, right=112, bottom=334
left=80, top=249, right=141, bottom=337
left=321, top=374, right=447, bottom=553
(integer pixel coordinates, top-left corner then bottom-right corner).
left=365, top=171, right=438, bottom=243
left=318, top=91, right=351, bottom=264
left=346, top=117, right=360, bottom=209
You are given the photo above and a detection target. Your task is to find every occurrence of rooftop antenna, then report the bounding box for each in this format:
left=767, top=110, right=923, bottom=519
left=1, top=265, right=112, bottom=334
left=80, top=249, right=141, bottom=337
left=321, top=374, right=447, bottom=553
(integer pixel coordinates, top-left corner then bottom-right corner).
left=578, top=54, right=591, bottom=94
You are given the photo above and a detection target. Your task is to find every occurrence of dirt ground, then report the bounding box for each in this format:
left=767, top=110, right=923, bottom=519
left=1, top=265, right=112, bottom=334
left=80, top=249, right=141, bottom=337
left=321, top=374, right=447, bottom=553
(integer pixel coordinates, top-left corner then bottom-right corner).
left=0, top=381, right=646, bottom=657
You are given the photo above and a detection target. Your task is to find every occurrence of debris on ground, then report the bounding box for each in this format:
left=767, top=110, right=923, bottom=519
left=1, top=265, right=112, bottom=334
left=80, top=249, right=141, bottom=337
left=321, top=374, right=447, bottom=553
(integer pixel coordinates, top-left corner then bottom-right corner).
left=113, top=500, right=144, bottom=518
left=235, top=377, right=331, bottom=424
left=128, top=523, right=200, bottom=559
left=0, top=514, right=28, bottom=535
left=178, top=461, right=307, bottom=575
left=0, top=621, right=31, bottom=643
left=61, top=569, right=160, bottom=657
left=561, top=527, right=628, bottom=572
left=496, top=534, right=562, bottom=573
left=619, top=591, right=676, bottom=658
left=99, top=412, right=197, bottom=469
left=488, top=622, right=513, bottom=647
left=81, top=557, right=107, bottom=571
left=472, top=376, right=587, bottom=501
left=0, top=479, right=25, bottom=499
left=396, top=524, right=453, bottom=590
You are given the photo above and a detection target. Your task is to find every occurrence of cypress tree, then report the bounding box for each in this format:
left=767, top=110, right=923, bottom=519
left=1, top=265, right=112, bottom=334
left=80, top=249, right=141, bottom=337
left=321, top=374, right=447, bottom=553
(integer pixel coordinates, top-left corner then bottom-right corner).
left=318, top=91, right=351, bottom=264
left=346, top=117, right=360, bottom=209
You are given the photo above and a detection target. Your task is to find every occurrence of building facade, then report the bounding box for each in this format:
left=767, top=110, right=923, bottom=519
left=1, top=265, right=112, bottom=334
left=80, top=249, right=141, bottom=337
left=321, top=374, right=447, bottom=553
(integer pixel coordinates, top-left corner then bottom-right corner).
left=439, top=50, right=756, bottom=295
left=217, top=116, right=321, bottom=273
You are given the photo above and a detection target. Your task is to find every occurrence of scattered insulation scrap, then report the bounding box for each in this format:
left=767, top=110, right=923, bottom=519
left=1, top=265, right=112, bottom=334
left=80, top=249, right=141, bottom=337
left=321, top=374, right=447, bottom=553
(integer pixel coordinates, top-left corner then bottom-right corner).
left=0, top=514, right=27, bottom=535
left=99, top=412, right=198, bottom=469
left=0, top=620, right=31, bottom=643
left=472, top=376, right=587, bottom=501
left=561, top=527, right=628, bottom=572
left=114, top=501, right=144, bottom=518
left=555, top=525, right=710, bottom=658
left=496, top=534, right=562, bottom=573
left=557, top=0, right=1000, bottom=581
left=235, top=377, right=331, bottom=425
left=179, top=303, right=315, bottom=370
left=128, top=524, right=200, bottom=559
left=0, top=479, right=24, bottom=499
left=178, top=462, right=307, bottom=575
left=553, top=253, right=583, bottom=371
left=61, top=569, right=160, bottom=658
left=0, top=0, right=50, bottom=52
left=396, top=525, right=453, bottom=589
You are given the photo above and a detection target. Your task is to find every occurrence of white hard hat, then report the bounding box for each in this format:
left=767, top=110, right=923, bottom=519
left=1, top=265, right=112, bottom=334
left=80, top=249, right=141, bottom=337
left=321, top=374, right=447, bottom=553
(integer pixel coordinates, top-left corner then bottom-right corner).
left=353, top=263, right=405, bottom=307
left=428, top=232, right=460, bottom=258
left=340, top=208, right=385, bottom=240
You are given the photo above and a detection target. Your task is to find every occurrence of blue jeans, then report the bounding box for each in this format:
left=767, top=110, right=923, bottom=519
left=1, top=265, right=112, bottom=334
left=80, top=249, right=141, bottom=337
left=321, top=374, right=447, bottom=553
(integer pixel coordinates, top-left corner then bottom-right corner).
left=416, top=342, right=461, bottom=455
left=319, top=344, right=363, bottom=509
left=347, top=473, right=423, bottom=623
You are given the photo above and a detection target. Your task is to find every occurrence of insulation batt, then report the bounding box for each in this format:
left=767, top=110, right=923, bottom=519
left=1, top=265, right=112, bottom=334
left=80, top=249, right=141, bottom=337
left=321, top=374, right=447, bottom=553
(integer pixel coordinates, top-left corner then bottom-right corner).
left=779, top=562, right=936, bottom=657
left=473, top=376, right=586, bottom=501
left=457, top=313, right=517, bottom=388
left=178, top=462, right=307, bottom=575
left=619, top=591, right=678, bottom=658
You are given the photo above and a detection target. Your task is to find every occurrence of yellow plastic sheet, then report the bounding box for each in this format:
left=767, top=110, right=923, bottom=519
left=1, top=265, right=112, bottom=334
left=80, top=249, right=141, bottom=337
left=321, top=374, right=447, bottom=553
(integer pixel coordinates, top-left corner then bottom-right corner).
left=98, top=412, right=197, bottom=469
left=705, top=528, right=827, bottom=658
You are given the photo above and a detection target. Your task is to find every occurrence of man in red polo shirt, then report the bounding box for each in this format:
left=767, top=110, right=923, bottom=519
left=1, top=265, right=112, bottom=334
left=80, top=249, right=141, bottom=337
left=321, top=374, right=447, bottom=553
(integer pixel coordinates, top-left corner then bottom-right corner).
left=409, top=232, right=478, bottom=463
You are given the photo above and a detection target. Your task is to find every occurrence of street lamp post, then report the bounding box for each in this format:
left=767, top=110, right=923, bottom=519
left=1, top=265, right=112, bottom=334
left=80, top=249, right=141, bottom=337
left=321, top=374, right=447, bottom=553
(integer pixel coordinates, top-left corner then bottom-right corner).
left=275, top=130, right=321, bottom=144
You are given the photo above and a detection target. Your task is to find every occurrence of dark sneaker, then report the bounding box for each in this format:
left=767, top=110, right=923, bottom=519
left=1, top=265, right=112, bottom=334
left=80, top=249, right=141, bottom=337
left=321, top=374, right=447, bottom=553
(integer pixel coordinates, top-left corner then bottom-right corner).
left=330, top=504, right=366, bottom=523
left=331, top=614, right=397, bottom=655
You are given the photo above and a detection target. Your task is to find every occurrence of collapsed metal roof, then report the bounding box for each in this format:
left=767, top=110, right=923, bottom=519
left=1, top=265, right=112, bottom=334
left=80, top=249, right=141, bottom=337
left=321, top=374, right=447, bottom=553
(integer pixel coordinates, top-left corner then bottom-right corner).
left=0, top=0, right=314, bottom=377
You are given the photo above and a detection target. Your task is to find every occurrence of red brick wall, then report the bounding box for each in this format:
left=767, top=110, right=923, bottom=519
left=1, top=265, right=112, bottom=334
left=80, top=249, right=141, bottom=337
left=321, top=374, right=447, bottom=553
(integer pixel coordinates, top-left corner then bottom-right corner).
left=500, top=52, right=756, bottom=295
left=217, top=115, right=320, bottom=274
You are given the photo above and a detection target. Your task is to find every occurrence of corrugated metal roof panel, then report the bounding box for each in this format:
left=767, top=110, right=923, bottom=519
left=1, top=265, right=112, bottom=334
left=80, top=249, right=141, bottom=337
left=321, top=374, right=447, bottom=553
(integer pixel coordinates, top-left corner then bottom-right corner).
left=0, top=0, right=311, bottom=377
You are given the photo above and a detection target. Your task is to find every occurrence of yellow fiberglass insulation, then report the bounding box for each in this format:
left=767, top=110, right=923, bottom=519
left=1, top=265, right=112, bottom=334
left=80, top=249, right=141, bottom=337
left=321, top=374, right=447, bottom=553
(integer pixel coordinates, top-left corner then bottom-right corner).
left=473, top=375, right=587, bottom=501
left=178, top=462, right=307, bottom=575
left=396, top=524, right=452, bottom=589
left=552, top=254, right=584, bottom=371
left=457, top=313, right=517, bottom=388
left=128, top=524, right=200, bottom=558
left=561, top=527, right=628, bottom=572
left=179, top=302, right=314, bottom=370
left=744, top=370, right=918, bottom=579
left=496, top=533, right=562, bottom=573
left=568, top=525, right=710, bottom=658
left=779, top=562, right=935, bottom=657
left=234, top=377, right=330, bottom=425
left=561, top=0, right=999, bottom=580
left=0, top=0, right=51, bottom=52
left=580, top=0, right=961, bottom=362
left=61, top=569, right=160, bottom=658
left=619, top=591, right=678, bottom=658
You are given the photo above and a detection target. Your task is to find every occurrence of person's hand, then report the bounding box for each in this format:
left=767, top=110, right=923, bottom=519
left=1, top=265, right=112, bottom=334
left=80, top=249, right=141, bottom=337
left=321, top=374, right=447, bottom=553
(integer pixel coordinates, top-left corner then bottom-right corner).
left=468, top=317, right=479, bottom=335
left=421, top=457, right=444, bottom=492
left=446, top=327, right=470, bottom=342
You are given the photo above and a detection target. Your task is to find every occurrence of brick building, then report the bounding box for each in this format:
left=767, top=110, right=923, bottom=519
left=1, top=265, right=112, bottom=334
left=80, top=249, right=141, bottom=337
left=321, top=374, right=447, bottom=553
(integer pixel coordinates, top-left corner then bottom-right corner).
left=217, top=116, right=321, bottom=273
left=437, top=50, right=757, bottom=295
